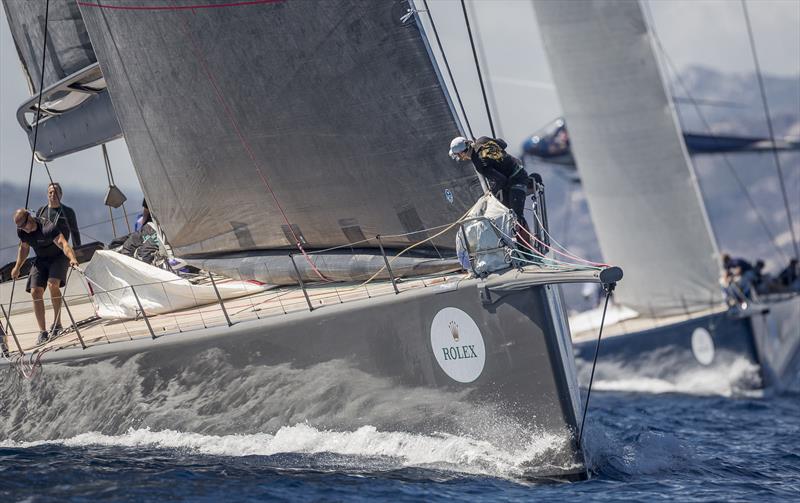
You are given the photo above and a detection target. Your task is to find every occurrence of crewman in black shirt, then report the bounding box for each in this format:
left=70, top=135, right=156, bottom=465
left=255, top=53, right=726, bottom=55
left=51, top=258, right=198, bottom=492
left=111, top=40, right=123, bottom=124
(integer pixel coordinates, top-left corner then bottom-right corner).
left=37, top=182, right=81, bottom=248
left=449, top=136, right=529, bottom=231
left=11, top=208, right=80, bottom=345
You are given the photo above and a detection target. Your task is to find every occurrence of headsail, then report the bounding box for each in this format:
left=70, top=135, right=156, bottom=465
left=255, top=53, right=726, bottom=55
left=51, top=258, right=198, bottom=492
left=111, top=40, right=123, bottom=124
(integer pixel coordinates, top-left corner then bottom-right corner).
left=532, top=0, right=722, bottom=315
left=76, top=0, right=480, bottom=258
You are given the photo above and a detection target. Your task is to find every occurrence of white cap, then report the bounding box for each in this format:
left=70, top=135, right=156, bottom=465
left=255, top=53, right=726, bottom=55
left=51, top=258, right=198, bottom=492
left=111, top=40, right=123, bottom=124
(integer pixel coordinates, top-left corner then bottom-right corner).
left=448, top=136, right=470, bottom=160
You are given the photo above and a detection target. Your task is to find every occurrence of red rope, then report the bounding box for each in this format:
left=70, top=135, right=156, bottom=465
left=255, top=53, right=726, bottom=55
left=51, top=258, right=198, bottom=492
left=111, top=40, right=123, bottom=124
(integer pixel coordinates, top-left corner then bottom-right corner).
left=513, top=232, right=547, bottom=259
left=77, top=1, right=283, bottom=12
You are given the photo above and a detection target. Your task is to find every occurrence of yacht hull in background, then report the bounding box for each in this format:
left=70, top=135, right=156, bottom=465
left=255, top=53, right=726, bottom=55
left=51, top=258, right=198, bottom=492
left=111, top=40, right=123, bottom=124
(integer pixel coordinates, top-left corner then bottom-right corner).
left=572, top=296, right=800, bottom=393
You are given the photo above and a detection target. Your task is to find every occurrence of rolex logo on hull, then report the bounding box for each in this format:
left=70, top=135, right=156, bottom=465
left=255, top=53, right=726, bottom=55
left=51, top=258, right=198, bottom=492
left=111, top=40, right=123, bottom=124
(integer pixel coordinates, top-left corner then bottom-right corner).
left=449, top=321, right=459, bottom=342
left=441, top=344, right=478, bottom=361
left=431, top=307, right=486, bottom=383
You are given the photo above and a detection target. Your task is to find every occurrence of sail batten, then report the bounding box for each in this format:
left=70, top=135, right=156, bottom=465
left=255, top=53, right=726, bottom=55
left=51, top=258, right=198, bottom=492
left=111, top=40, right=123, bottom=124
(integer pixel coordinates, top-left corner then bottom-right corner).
left=533, top=0, right=722, bottom=315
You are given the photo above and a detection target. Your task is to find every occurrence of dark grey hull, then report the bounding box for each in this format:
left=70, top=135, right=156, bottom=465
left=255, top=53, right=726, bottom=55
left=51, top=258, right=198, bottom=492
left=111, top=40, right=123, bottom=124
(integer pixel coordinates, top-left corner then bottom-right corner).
left=573, top=296, right=800, bottom=394
left=1, top=270, right=588, bottom=480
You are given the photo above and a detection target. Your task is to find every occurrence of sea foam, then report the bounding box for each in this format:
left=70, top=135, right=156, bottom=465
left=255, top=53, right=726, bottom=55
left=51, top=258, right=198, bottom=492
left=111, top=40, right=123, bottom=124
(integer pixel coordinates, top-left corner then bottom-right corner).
left=0, top=424, right=573, bottom=480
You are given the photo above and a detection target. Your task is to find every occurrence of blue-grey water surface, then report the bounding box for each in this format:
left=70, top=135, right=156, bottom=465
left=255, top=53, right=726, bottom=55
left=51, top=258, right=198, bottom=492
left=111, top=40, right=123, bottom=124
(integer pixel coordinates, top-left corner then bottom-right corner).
left=1, top=388, right=798, bottom=502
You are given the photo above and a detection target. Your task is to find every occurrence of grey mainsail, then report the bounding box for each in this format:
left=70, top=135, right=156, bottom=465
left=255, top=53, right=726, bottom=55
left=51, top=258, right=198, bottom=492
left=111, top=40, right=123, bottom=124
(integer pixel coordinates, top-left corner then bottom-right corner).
left=76, top=0, right=480, bottom=259
left=533, top=0, right=722, bottom=315
left=2, top=0, right=96, bottom=94
left=4, top=0, right=122, bottom=161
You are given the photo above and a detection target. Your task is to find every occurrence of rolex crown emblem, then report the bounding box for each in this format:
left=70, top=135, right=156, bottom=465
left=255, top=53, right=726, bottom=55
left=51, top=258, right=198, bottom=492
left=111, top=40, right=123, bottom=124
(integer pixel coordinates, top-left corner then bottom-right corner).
left=448, top=321, right=459, bottom=342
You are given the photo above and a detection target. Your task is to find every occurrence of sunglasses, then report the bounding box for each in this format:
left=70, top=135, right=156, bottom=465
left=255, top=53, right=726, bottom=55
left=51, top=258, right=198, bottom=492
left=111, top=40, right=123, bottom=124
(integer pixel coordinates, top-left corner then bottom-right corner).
left=16, top=214, right=33, bottom=230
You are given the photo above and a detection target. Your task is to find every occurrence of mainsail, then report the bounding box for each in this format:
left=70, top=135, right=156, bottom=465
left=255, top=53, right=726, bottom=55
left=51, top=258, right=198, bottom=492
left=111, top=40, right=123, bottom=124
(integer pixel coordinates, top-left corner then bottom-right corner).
left=2, top=0, right=96, bottom=94
left=76, top=0, right=480, bottom=258
left=532, top=0, right=722, bottom=315
left=4, top=0, right=122, bottom=161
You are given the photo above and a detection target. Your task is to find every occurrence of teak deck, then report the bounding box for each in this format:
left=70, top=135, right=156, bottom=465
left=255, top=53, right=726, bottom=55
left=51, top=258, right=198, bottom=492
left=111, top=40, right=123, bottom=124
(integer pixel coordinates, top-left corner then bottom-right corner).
left=2, top=273, right=459, bottom=355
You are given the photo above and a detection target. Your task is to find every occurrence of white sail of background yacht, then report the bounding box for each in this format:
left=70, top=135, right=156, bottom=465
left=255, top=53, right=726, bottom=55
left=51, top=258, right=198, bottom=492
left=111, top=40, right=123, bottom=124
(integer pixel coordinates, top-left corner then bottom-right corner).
left=533, top=0, right=723, bottom=316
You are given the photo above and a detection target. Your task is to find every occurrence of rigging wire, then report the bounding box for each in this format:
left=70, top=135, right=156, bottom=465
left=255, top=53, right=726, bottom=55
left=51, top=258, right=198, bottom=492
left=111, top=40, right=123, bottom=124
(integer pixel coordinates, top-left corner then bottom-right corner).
left=101, top=144, right=132, bottom=236
left=6, top=0, right=51, bottom=352
left=421, top=0, right=474, bottom=139
left=560, top=184, right=574, bottom=249
left=23, top=0, right=51, bottom=210
left=578, top=285, right=613, bottom=448
left=642, top=0, right=789, bottom=264
left=465, top=0, right=503, bottom=138
left=741, top=0, right=799, bottom=259
left=43, top=163, right=54, bottom=185
left=460, top=0, right=496, bottom=138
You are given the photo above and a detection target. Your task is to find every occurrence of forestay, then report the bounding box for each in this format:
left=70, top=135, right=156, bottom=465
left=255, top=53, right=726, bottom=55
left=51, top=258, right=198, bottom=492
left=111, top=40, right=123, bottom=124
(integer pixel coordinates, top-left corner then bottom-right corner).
left=533, top=0, right=722, bottom=315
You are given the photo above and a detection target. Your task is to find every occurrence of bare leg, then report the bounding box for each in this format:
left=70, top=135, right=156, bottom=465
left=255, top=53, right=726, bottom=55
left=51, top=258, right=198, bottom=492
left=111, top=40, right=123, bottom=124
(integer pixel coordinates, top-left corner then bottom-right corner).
left=48, top=280, right=63, bottom=328
left=31, top=287, right=46, bottom=332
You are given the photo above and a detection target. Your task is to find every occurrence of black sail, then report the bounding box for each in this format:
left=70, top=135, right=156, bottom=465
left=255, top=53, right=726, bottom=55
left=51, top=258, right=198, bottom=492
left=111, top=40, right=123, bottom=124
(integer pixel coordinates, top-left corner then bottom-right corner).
left=77, top=0, right=479, bottom=257
left=3, top=0, right=97, bottom=94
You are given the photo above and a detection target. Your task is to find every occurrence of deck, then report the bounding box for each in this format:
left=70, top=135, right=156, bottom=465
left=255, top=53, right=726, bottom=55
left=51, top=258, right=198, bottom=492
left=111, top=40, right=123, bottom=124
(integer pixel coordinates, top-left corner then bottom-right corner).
left=1, top=272, right=459, bottom=356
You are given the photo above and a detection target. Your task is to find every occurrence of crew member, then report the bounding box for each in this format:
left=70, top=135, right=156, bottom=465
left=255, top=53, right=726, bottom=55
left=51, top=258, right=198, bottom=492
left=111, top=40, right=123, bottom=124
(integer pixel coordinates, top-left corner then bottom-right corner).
left=11, top=208, right=79, bottom=344
left=37, top=182, right=81, bottom=248
left=134, top=198, right=151, bottom=232
left=449, top=136, right=529, bottom=231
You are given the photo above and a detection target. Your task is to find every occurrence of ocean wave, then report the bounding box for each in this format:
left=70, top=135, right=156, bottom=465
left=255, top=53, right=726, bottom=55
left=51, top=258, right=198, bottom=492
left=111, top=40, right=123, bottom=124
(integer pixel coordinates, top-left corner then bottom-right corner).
left=583, top=357, right=763, bottom=397
left=0, top=424, right=573, bottom=480
left=583, top=426, right=694, bottom=479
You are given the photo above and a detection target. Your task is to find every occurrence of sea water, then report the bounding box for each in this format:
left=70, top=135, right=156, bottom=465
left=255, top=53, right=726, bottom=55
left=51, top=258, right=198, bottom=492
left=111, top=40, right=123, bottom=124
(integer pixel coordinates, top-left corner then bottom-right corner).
left=1, top=367, right=798, bottom=501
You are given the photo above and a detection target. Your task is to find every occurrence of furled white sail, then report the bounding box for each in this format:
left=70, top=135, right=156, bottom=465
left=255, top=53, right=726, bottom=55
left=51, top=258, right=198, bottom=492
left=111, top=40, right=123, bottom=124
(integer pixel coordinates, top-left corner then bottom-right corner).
left=532, top=0, right=722, bottom=315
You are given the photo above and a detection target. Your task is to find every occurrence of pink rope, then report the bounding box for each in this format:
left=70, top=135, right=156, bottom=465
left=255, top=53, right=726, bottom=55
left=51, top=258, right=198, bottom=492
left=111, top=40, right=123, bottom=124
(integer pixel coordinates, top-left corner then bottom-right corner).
left=517, top=223, right=608, bottom=267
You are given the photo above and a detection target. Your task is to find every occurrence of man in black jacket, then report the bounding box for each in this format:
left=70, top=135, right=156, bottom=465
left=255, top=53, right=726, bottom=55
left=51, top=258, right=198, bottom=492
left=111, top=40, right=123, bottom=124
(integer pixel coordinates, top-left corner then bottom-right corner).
left=11, top=208, right=80, bottom=345
left=449, top=136, right=529, bottom=231
left=37, top=182, right=81, bottom=248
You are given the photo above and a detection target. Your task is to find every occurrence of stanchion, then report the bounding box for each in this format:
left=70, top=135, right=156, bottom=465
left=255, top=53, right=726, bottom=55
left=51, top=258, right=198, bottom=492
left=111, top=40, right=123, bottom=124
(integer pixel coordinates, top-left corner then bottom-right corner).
left=459, top=224, right=475, bottom=275
left=130, top=285, right=156, bottom=339
left=0, top=303, right=24, bottom=356
left=61, top=296, right=87, bottom=349
left=376, top=235, right=399, bottom=295
left=208, top=272, right=233, bottom=327
left=289, top=253, right=314, bottom=311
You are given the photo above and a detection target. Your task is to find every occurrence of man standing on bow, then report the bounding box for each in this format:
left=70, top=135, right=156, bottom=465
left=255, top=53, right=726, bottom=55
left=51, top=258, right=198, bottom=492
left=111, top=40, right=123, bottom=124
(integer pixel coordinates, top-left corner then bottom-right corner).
left=449, top=136, right=530, bottom=232
left=37, top=182, right=81, bottom=248
left=10, top=208, right=80, bottom=345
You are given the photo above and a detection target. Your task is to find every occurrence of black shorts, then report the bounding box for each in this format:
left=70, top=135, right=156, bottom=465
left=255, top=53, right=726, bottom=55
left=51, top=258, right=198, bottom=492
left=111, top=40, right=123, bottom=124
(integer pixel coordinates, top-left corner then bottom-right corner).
left=26, top=254, right=69, bottom=292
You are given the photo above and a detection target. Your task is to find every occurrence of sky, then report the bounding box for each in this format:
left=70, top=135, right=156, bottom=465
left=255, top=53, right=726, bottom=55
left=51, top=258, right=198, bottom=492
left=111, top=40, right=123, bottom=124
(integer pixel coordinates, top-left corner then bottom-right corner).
left=0, top=0, right=798, bottom=192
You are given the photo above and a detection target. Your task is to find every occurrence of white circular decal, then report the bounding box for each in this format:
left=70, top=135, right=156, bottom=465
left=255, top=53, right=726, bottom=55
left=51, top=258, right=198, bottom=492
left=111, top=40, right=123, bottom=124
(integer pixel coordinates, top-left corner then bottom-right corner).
left=430, top=307, right=486, bottom=383
left=691, top=327, right=715, bottom=366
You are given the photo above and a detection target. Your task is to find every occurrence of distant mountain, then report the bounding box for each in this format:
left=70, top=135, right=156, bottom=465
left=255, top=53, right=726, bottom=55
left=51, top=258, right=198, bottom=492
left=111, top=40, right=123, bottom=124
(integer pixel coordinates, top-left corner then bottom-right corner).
left=675, top=65, right=800, bottom=138
left=0, top=182, right=143, bottom=265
